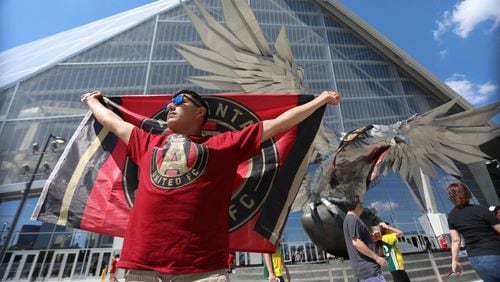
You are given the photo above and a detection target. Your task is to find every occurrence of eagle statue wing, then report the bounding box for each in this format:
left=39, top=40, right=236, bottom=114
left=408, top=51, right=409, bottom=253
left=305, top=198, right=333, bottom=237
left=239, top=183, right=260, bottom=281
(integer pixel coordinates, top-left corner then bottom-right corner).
left=379, top=99, right=500, bottom=181
left=177, top=0, right=305, bottom=94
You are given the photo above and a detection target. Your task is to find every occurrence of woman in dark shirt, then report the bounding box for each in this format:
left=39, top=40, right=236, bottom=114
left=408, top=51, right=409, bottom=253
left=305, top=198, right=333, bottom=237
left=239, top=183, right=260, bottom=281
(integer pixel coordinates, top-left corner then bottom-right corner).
left=447, top=182, right=500, bottom=282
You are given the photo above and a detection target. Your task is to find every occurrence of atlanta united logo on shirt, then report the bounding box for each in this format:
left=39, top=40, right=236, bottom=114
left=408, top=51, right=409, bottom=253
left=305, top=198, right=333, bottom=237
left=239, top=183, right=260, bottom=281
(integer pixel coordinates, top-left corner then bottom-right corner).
left=122, top=96, right=279, bottom=231
left=150, top=134, right=209, bottom=189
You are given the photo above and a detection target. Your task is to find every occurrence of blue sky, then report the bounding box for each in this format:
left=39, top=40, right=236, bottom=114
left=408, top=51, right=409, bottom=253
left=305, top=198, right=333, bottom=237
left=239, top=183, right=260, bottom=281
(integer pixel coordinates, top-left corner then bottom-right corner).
left=1, top=0, right=498, bottom=107
left=343, top=0, right=499, bottom=107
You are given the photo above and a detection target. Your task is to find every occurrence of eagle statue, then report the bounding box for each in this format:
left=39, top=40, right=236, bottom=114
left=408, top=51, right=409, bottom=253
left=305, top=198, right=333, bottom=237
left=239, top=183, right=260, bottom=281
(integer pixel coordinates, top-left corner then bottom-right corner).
left=177, top=0, right=500, bottom=257
left=296, top=101, right=499, bottom=257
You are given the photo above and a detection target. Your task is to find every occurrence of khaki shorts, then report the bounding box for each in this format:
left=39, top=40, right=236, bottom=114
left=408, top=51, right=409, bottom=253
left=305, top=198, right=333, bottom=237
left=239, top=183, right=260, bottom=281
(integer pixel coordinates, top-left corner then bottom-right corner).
left=125, top=269, right=229, bottom=282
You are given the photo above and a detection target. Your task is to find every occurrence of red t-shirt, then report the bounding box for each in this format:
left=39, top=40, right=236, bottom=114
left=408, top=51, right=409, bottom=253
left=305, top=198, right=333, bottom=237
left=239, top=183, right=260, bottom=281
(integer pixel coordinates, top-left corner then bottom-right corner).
left=110, top=258, right=118, bottom=273
left=227, top=253, right=235, bottom=268
left=118, top=122, right=263, bottom=274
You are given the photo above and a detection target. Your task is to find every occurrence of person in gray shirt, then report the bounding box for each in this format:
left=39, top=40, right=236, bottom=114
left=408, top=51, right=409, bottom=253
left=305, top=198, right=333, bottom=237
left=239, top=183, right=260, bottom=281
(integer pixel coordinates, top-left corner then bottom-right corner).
left=343, top=195, right=387, bottom=281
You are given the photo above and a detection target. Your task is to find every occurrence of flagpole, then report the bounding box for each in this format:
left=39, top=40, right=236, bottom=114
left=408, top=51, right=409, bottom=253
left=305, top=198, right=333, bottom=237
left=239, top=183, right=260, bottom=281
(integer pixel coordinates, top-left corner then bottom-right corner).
left=0, top=134, right=65, bottom=267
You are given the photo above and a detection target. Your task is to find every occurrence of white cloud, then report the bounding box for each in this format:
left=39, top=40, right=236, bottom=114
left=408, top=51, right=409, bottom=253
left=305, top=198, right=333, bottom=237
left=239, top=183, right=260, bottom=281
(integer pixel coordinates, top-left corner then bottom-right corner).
left=478, top=82, right=498, bottom=95
left=439, top=49, right=448, bottom=59
left=433, top=0, right=500, bottom=40
left=433, top=11, right=453, bottom=41
left=445, top=74, right=497, bottom=104
left=369, top=201, right=398, bottom=213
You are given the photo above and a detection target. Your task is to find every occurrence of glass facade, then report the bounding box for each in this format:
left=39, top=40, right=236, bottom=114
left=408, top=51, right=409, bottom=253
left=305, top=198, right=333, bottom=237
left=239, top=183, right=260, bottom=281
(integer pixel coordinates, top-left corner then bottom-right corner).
left=0, top=198, right=113, bottom=251
left=0, top=0, right=496, bottom=278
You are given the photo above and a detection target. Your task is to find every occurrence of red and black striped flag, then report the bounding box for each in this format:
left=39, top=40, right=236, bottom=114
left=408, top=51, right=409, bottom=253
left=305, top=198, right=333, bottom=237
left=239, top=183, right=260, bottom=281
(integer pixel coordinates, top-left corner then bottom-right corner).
left=33, top=94, right=324, bottom=252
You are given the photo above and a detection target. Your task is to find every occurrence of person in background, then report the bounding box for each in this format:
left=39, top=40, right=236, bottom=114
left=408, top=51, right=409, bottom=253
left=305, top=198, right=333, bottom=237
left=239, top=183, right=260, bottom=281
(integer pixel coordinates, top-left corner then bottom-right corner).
left=438, top=235, right=448, bottom=249
left=423, top=237, right=432, bottom=253
left=293, top=250, right=301, bottom=263
left=343, top=195, right=387, bottom=282
left=379, top=223, right=410, bottom=282
left=263, top=243, right=291, bottom=282
left=447, top=182, right=500, bottom=282
left=109, top=254, right=120, bottom=282
left=227, top=252, right=235, bottom=274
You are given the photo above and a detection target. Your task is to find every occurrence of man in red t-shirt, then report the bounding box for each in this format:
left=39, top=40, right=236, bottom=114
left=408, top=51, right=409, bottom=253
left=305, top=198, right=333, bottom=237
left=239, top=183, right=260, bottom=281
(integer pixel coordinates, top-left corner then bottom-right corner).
left=81, top=89, right=340, bottom=281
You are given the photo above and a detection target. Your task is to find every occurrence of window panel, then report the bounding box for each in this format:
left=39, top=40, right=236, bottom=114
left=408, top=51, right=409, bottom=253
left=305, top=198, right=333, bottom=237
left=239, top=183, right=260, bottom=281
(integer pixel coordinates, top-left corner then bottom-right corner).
left=341, top=98, right=410, bottom=130
left=66, top=21, right=155, bottom=63
left=0, top=87, right=15, bottom=120
left=8, top=64, right=147, bottom=119
left=262, top=26, right=328, bottom=60
left=334, top=62, right=393, bottom=80
left=336, top=80, right=399, bottom=99
left=159, top=1, right=223, bottom=22
left=326, top=29, right=364, bottom=46
left=298, top=60, right=335, bottom=95
left=252, top=0, right=318, bottom=14
left=153, top=22, right=203, bottom=61
left=333, top=62, right=401, bottom=99
left=255, top=9, right=322, bottom=26
left=365, top=172, right=426, bottom=232
left=401, top=79, right=427, bottom=96
left=330, top=45, right=385, bottom=62
left=299, top=61, right=334, bottom=83
left=0, top=117, right=81, bottom=185
left=159, top=5, right=190, bottom=21
left=323, top=105, right=343, bottom=131
left=147, top=62, right=219, bottom=95
left=406, top=95, right=441, bottom=115
left=323, top=12, right=346, bottom=29
left=285, top=0, right=321, bottom=13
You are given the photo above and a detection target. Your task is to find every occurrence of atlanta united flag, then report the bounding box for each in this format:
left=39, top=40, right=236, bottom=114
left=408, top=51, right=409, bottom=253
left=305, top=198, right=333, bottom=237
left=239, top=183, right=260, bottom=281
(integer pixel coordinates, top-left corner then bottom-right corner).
left=33, top=94, right=324, bottom=252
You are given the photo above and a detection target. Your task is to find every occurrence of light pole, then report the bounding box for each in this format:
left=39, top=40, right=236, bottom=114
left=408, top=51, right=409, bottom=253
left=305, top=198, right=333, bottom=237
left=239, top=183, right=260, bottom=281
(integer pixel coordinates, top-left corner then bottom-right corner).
left=0, top=133, right=66, bottom=266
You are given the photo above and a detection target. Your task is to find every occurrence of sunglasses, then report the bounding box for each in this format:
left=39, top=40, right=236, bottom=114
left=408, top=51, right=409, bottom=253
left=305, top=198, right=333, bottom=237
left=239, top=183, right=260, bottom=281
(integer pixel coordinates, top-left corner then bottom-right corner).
left=165, top=94, right=202, bottom=112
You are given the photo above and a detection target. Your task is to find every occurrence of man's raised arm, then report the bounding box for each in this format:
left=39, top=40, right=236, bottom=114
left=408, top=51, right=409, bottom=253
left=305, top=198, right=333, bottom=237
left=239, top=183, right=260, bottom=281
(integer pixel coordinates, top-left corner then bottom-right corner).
left=261, top=91, right=341, bottom=143
left=81, top=91, right=135, bottom=145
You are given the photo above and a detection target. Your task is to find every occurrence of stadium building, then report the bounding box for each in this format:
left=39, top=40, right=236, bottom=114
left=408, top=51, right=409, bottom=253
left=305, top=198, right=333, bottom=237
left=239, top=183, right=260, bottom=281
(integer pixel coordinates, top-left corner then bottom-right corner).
left=0, top=0, right=498, bottom=280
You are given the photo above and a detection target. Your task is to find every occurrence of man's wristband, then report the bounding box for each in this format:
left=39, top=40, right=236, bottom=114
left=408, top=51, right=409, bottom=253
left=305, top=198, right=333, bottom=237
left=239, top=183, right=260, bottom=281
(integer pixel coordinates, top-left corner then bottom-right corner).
left=81, top=93, right=92, bottom=102
left=80, top=92, right=100, bottom=103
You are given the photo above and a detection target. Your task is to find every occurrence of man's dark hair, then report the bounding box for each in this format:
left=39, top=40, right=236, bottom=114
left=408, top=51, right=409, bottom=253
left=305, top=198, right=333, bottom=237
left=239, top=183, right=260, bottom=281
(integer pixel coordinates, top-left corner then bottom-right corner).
left=345, top=194, right=360, bottom=211
left=173, top=88, right=209, bottom=123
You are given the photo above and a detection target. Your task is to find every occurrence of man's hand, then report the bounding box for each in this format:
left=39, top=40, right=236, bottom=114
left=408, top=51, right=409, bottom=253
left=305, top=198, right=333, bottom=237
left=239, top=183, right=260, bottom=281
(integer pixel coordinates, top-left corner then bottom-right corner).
left=261, top=89, right=341, bottom=142
left=80, top=91, right=102, bottom=104
left=375, top=256, right=387, bottom=266
left=79, top=90, right=134, bottom=145
left=319, top=90, right=341, bottom=106
left=451, top=260, right=463, bottom=274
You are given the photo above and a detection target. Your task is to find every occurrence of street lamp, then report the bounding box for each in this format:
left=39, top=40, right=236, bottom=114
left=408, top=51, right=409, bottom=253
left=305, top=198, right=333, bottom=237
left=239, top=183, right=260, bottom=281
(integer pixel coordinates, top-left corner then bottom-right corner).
left=0, top=134, right=66, bottom=265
